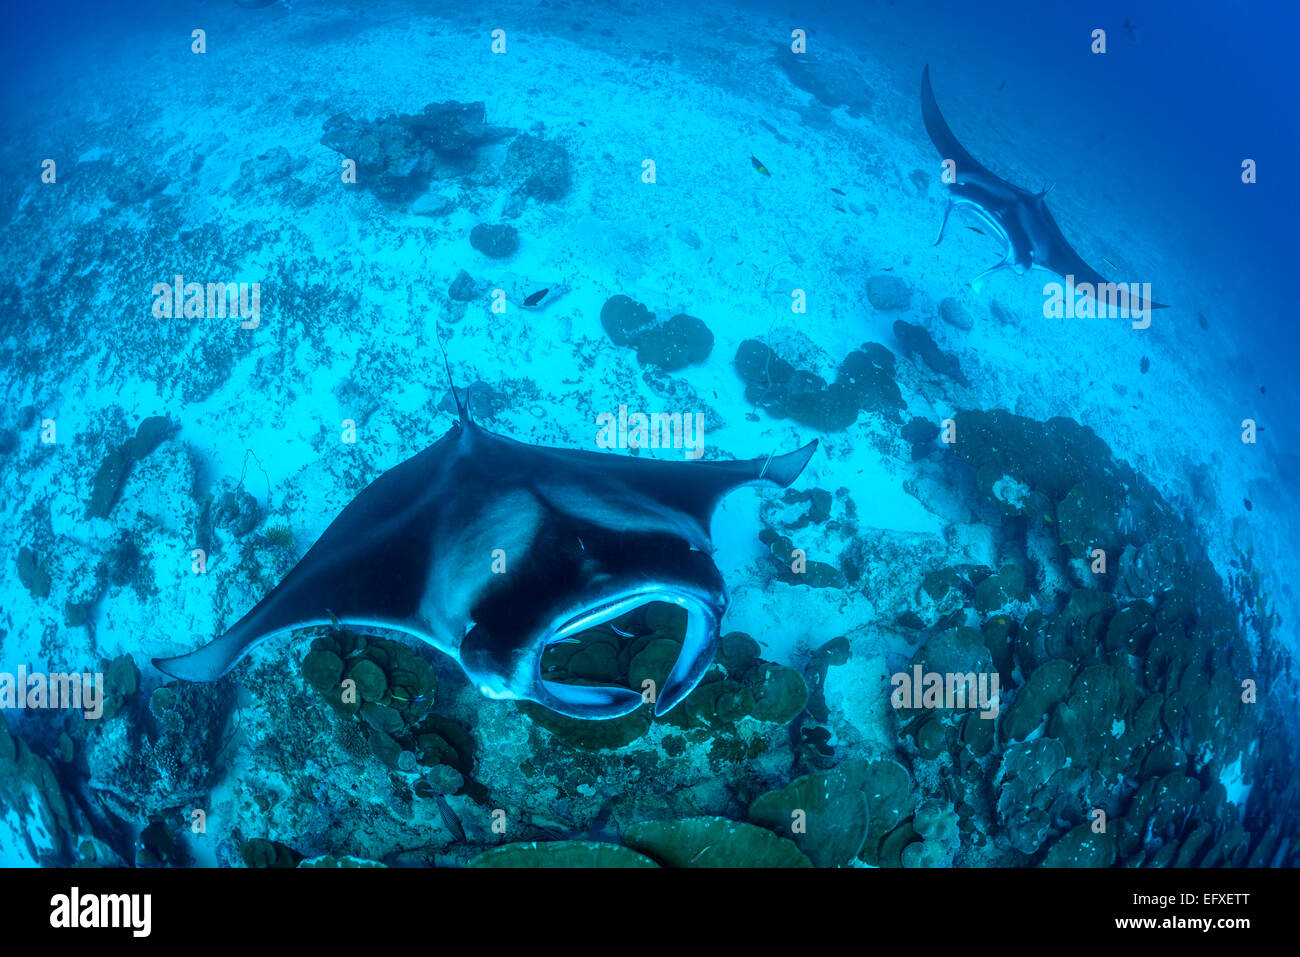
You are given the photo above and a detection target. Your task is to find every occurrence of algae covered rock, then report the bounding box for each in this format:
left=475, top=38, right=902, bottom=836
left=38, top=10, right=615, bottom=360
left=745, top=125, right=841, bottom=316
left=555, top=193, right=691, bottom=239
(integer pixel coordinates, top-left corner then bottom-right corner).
left=624, top=817, right=812, bottom=868
left=242, top=838, right=302, bottom=868
left=1001, top=658, right=1073, bottom=742
left=1043, top=823, right=1115, bottom=867
left=634, top=313, right=714, bottom=371
left=939, top=297, right=974, bottom=330
left=974, top=564, right=1027, bottom=614
left=601, top=294, right=657, bottom=346
left=748, top=765, right=869, bottom=867
left=468, top=840, right=659, bottom=868
left=469, top=222, right=519, bottom=259
left=901, top=800, right=961, bottom=867
left=16, top=546, right=52, bottom=599
left=866, top=274, right=912, bottom=311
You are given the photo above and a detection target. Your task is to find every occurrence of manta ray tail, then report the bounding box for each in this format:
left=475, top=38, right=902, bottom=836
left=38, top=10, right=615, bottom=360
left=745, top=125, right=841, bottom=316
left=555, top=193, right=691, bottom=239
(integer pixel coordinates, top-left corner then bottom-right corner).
left=434, top=320, right=470, bottom=425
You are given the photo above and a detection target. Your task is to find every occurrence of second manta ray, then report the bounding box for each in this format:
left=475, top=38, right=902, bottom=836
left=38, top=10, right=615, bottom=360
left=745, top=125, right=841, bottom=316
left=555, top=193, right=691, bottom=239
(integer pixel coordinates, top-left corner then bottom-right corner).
left=154, top=397, right=817, bottom=720
left=921, top=65, right=1167, bottom=310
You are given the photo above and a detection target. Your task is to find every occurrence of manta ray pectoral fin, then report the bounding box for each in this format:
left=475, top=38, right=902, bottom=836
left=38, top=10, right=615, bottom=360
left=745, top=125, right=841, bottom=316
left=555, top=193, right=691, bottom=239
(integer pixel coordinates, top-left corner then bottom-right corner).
left=755, top=439, right=818, bottom=488
left=153, top=630, right=261, bottom=682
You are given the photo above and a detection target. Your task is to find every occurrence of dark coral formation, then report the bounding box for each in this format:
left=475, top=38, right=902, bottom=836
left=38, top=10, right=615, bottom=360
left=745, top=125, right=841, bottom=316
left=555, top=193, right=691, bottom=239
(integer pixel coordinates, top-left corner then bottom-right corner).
left=734, top=338, right=905, bottom=431
left=866, top=274, right=912, bottom=311
left=599, top=295, right=714, bottom=371
left=893, top=319, right=969, bottom=386
left=302, top=627, right=480, bottom=798
left=501, top=133, right=572, bottom=216
left=320, top=101, right=513, bottom=204
left=469, top=222, right=519, bottom=259
left=87, top=415, right=176, bottom=519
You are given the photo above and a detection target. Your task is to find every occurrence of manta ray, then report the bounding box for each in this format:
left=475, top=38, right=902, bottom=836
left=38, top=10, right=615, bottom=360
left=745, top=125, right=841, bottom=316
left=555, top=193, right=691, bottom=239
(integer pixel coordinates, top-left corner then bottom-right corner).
left=921, top=64, right=1166, bottom=310
left=153, top=395, right=817, bottom=720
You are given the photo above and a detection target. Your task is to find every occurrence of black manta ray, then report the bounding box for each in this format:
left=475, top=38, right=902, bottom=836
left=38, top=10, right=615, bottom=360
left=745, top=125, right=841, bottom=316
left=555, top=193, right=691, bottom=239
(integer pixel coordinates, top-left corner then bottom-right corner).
left=154, top=394, right=817, bottom=720
left=921, top=65, right=1166, bottom=311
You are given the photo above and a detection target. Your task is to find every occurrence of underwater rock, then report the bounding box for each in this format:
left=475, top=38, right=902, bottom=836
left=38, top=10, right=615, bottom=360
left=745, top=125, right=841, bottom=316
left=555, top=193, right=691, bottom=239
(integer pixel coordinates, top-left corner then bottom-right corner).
left=600, top=294, right=657, bottom=347
left=0, top=717, right=80, bottom=865
left=866, top=274, right=912, bottom=311
left=600, top=296, right=714, bottom=371
left=320, top=101, right=513, bottom=204
left=901, top=800, right=960, bottom=867
left=87, top=447, right=129, bottom=519
left=759, top=527, right=845, bottom=589
left=412, top=190, right=457, bottom=217
left=242, top=838, right=303, bottom=868
left=1116, top=536, right=1188, bottom=604
left=87, top=416, right=178, bottom=519
left=448, top=269, right=486, bottom=302
left=771, top=43, right=873, bottom=117
left=1044, top=823, right=1115, bottom=867
left=624, top=817, right=812, bottom=868
left=16, top=545, right=52, bottom=599
left=973, top=564, right=1027, bottom=614
left=939, top=297, right=974, bottom=330
left=633, top=313, right=714, bottom=371
left=901, top=416, right=939, bottom=460
left=1001, top=659, right=1073, bottom=743
left=502, top=133, right=572, bottom=214
left=734, top=339, right=904, bottom=431
left=749, top=765, right=870, bottom=867
left=469, top=222, right=520, bottom=259
left=892, top=320, right=969, bottom=385
left=123, top=416, right=175, bottom=461
left=843, top=759, right=916, bottom=865
left=213, top=487, right=262, bottom=538
left=804, top=635, right=851, bottom=724
left=0, top=428, right=16, bottom=455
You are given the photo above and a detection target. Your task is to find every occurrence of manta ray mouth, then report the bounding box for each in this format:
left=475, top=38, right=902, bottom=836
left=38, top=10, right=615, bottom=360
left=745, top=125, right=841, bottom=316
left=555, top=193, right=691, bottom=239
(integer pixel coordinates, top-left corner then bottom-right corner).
left=551, top=587, right=701, bottom=641
left=536, top=591, right=723, bottom=719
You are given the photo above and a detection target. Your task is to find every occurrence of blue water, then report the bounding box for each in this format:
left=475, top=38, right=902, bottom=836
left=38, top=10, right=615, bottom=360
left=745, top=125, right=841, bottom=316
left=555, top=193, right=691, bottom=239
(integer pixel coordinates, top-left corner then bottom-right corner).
left=0, top=0, right=1295, bottom=869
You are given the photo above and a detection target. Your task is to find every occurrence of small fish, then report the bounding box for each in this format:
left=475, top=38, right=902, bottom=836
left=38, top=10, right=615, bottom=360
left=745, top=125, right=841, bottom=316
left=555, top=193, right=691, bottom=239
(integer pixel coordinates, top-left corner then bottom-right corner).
left=830, top=187, right=846, bottom=196
left=1102, top=256, right=1118, bottom=270
left=966, top=226, right=986, bottom=236
left=689, top=843, right=717, bottom=864
left=1140, top=356, right=1150, bottom=374
left=434, top=795, right=466, bottom=843
left=750, top=155, right=771, bottom=176
left=1260, top=385, right=1266, bottom=394
left=609, top=623, right=635, bottom=638
left=523, top=288, right=549, bottom=307
left=1244, top=498, right=1253, bottom=512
